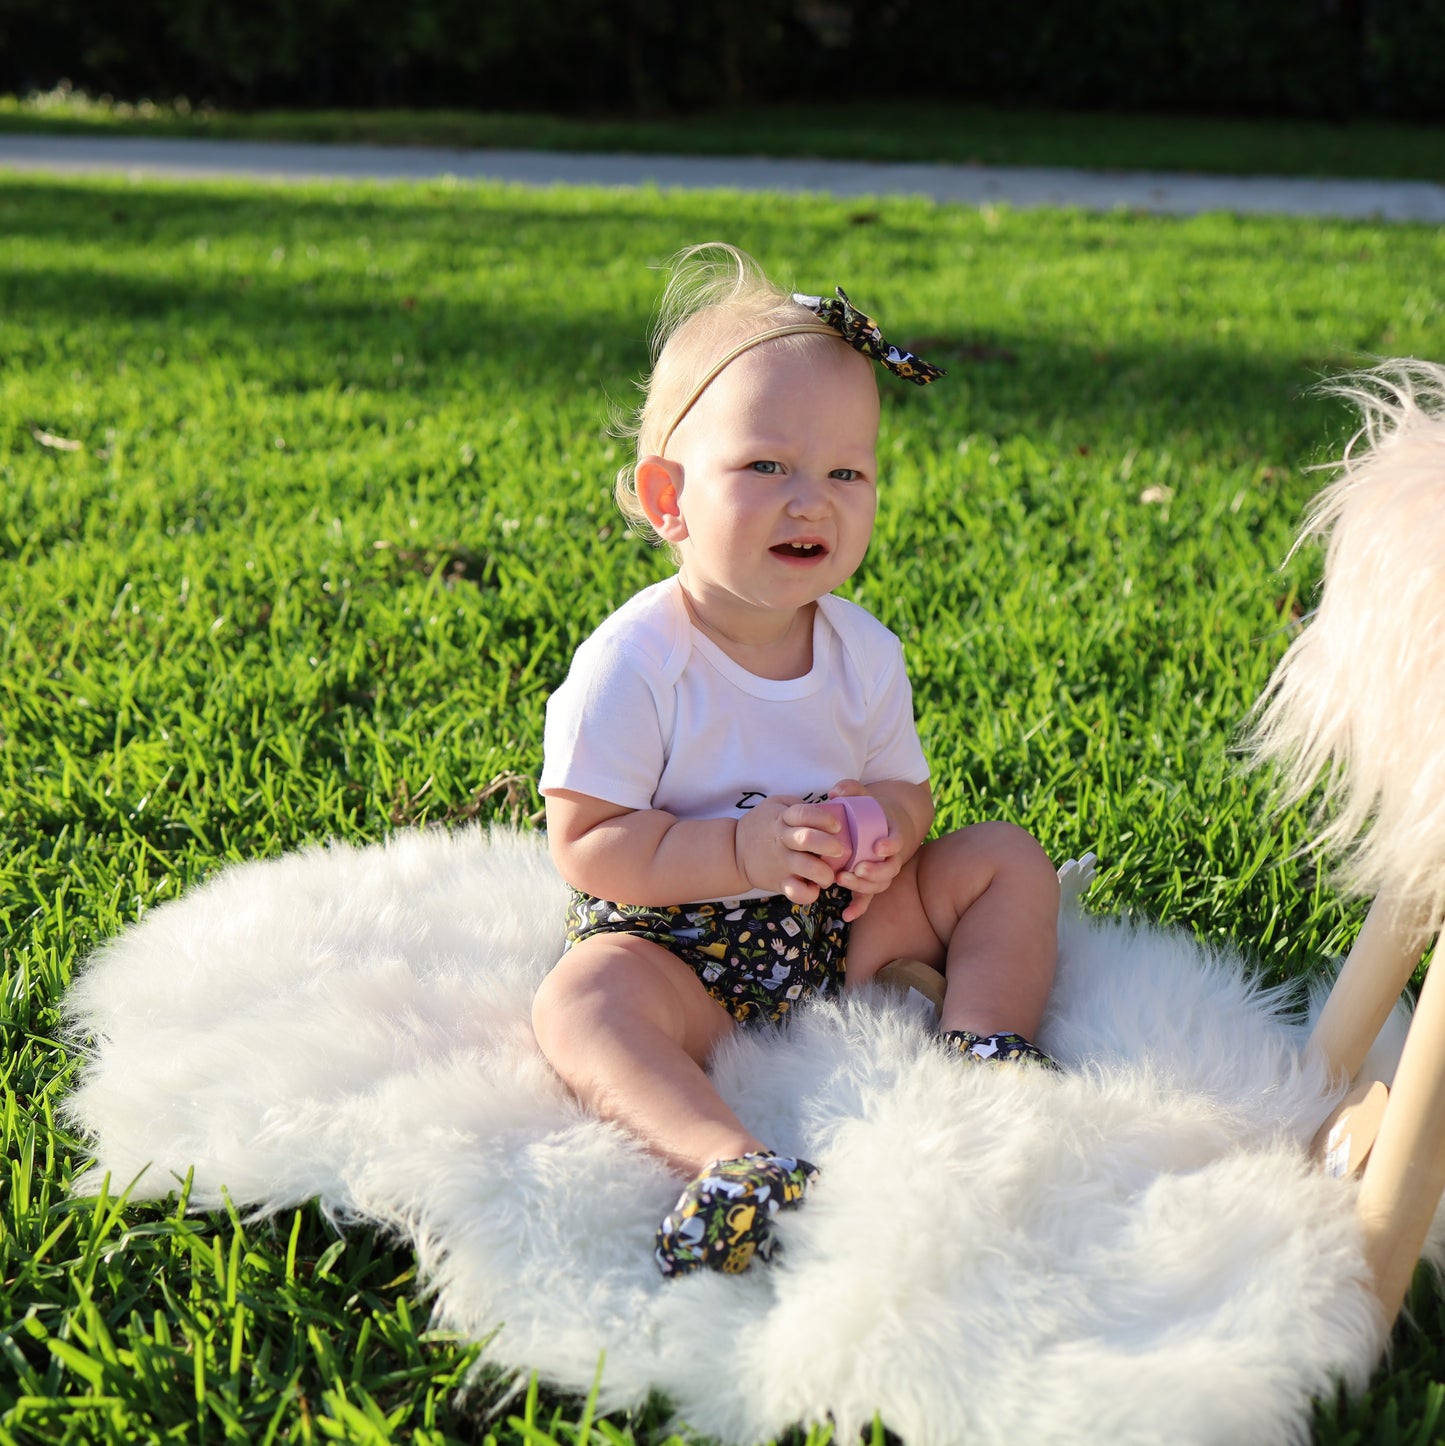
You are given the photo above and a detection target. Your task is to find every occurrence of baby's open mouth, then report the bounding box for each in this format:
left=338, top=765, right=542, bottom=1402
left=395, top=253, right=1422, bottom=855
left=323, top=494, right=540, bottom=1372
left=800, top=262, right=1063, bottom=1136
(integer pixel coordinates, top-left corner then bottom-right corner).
left=773, top=542, right=825, bottom=558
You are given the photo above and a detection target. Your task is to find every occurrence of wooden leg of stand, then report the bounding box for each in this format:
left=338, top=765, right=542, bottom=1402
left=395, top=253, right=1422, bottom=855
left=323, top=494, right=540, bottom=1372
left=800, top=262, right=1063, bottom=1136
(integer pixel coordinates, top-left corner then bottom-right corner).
left=1312, top=1076, right=1389, bottom=1177
left=1355, top=930, right=1445, bottom=1325
left=875, top=958, right=945, bottom=1023
left=1308, top=896, right=1431, bottom=1083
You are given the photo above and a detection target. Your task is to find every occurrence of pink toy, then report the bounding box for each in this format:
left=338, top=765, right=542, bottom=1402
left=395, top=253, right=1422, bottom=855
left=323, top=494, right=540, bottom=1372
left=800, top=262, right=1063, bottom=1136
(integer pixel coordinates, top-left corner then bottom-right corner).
left=818, top=795, right=889, bottom=872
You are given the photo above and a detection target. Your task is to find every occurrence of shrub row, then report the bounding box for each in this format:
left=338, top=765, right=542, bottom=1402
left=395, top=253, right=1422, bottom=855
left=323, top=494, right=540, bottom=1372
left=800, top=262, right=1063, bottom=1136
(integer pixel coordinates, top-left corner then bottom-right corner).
left=2, top=0, right=1442, bottom=120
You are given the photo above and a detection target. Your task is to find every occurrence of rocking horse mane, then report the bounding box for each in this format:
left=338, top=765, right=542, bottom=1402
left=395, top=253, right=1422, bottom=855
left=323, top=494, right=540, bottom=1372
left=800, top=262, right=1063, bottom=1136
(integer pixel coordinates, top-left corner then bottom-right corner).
left=1248, top=358, right=1445, bottom=932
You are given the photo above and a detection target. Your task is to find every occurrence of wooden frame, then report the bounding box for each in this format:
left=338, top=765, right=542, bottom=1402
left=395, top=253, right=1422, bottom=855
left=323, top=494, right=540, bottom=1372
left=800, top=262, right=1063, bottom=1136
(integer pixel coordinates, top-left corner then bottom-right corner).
left=1307, top=895, right=1443, bottom=1323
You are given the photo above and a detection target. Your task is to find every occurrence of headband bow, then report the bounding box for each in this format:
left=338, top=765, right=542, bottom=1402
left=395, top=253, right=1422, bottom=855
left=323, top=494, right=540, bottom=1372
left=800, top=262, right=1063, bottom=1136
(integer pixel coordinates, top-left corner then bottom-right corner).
left=791, top=288, right=945, bottom=385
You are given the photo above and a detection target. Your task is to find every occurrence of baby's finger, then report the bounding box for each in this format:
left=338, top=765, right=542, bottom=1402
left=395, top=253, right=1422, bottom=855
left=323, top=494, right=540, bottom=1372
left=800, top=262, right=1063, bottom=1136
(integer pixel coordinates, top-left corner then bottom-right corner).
left=791, top=846, right=842, bottom=887
left=838, top=853, right=901, bottom=891
left=781, top=806, right=845, bottom=855
left=792, top=824, right=848, bottom=862
left=783, top=799, right=841, bottom=831
left=780, top=874, right=823, bottom=907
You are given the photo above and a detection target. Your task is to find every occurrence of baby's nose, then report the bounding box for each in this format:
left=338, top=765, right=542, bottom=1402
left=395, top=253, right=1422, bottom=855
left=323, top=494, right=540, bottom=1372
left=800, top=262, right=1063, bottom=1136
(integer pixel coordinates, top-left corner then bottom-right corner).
left=785, top=474, right=830, bottom=515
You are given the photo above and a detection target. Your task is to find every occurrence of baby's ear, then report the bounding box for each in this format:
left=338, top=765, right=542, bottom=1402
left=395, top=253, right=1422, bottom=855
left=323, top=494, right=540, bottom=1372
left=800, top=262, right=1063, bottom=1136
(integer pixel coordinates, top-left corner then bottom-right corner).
left=637, top=457, right=688, bottom=542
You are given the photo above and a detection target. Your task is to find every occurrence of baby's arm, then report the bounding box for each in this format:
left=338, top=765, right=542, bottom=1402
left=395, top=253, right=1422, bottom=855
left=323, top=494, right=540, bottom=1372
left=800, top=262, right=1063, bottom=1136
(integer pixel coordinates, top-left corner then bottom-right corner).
left=546, top=789, right=845, bottom=908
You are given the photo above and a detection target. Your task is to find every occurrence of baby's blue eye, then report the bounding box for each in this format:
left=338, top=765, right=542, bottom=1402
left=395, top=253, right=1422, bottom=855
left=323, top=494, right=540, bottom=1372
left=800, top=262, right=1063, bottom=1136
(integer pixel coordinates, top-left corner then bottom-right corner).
left=831, top=468, right=861, bottom=482
left=750, top=460, right=781, bottom=475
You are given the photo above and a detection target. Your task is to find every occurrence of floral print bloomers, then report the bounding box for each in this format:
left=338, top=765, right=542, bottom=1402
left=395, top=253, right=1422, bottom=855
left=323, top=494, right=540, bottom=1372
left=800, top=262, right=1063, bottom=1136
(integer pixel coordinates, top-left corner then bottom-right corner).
left=563, top=886, right=851, bottom=1024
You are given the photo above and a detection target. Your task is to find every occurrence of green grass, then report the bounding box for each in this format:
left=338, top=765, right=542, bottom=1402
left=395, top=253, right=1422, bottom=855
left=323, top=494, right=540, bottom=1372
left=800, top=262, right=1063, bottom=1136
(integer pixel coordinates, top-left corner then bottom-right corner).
left=2, top=85, right=1444, bottom=181
left=2, top=168, right=1445, bottom=1443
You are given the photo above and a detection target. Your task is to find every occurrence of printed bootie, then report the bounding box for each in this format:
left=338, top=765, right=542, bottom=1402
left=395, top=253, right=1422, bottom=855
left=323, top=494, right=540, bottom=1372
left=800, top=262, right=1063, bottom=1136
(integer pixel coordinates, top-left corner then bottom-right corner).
left=942, top=1029, right=1061, bottom=1071
left=655, top=1151, right=818, bottom=1277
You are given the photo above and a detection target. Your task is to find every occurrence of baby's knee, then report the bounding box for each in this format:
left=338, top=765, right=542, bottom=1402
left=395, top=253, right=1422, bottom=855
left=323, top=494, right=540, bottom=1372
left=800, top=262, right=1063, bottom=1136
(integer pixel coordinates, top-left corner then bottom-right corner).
left=942, top=820, right=1060, bottom=904
left=531, top=951, right=603, bottom=1057
left=531, top=938, right=681, bottom=1054
left=988, top=819, right=1056, bottom=876
left=530, top=961, right=567, bottom=1055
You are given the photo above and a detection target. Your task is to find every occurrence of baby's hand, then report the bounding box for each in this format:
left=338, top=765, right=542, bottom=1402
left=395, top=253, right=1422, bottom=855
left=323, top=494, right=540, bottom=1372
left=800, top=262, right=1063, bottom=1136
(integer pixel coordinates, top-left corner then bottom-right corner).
left=735, top=796, right=850, bottom=905
left=826, top=780, right=905, bottom=922
left=835, top=841, right=904, bottom=922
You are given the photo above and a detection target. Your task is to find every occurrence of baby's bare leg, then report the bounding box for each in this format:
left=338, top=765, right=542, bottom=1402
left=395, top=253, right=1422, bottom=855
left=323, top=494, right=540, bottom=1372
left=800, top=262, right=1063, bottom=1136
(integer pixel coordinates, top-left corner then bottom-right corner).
left=847, top=821, right=1059, bottom=1039
left=531, top=934, right=764, bottom=1176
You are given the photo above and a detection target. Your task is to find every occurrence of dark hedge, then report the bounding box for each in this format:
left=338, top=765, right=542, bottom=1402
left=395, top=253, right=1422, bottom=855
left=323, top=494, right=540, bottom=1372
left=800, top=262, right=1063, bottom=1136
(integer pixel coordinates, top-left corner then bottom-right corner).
left=2, top=0, right=1442, bottom=120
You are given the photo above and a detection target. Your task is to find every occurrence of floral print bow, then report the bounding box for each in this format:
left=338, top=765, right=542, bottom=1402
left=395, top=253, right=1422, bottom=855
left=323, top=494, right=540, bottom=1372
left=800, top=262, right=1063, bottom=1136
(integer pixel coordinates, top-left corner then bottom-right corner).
left=792, top=288, right=946, bottom=384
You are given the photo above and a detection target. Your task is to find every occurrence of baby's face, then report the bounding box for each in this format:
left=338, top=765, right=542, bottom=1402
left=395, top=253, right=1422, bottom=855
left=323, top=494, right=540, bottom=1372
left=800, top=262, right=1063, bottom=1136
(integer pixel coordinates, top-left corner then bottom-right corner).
left=663, top=339, right=880, bottom=638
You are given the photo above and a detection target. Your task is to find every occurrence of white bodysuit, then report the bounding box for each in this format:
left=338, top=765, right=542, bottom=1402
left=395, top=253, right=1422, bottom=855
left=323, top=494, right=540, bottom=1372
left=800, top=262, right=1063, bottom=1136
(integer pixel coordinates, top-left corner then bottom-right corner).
left=541, top=576, right=929, bottom=898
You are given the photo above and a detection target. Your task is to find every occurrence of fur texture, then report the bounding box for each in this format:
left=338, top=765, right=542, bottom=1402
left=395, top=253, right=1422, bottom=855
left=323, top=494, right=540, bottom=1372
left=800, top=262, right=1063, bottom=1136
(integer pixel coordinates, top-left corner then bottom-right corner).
left=63, top=824, right=1412, bottom=1446
left=1248, top=360, right=1445, bottom=932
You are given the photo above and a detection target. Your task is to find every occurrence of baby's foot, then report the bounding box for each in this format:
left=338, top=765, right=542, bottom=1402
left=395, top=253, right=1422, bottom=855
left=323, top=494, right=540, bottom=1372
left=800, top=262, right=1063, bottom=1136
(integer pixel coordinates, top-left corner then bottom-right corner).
left=655, top=1151, right=818, bottom=1277
left=942, top=1029, right=1061, bottom=1071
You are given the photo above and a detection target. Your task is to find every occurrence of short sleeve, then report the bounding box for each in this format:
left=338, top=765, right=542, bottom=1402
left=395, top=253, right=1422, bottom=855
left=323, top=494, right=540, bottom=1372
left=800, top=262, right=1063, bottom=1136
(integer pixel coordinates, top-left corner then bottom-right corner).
left=540, top=635, right=673, bottom=811
left=865, top=637, right=931, bottom=786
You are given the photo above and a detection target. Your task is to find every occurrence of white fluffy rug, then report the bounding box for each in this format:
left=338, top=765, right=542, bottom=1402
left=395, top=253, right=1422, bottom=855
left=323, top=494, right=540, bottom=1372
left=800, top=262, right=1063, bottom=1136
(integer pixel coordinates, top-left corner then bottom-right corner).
left=63, top=825, right=1421, bottom=1445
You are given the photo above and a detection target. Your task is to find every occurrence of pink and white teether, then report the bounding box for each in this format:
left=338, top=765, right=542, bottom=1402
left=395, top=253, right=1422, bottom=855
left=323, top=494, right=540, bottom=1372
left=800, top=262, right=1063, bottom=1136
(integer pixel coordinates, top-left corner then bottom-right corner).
left=818, top=795, right=889, bottom=872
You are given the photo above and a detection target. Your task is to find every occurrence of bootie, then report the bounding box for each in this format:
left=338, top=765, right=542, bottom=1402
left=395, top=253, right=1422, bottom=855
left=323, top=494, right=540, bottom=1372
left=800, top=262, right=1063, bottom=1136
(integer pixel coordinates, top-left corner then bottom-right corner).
left=655, top=1151, right=818, bottom=1277
left=942, top=1029, right=1060, bottom=1071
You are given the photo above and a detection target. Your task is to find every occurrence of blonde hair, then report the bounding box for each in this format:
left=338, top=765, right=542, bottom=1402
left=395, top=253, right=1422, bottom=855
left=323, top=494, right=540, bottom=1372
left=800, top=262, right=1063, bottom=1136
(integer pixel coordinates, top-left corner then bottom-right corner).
left=613, top=242, right=846, bottom=547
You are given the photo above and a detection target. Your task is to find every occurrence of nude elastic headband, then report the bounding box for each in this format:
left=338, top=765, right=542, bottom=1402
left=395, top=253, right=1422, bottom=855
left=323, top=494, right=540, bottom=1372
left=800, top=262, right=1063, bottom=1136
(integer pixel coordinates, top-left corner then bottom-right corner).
left=657, top=288, right=945, bottom=455
left=659, top=323, right=837, bottom=456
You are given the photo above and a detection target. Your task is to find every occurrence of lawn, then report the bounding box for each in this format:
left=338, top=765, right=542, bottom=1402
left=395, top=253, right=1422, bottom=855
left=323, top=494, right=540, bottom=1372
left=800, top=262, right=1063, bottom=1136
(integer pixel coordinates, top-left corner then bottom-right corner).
left=2, top=88, right=1444, bottom=182
left=2, top=169, right=1445, bottom=1442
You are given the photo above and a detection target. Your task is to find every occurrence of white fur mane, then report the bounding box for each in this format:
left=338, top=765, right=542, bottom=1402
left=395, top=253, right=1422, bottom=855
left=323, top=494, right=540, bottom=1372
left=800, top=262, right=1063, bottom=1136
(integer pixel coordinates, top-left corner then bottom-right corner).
left=1249, top=360, right=1445, bottom=932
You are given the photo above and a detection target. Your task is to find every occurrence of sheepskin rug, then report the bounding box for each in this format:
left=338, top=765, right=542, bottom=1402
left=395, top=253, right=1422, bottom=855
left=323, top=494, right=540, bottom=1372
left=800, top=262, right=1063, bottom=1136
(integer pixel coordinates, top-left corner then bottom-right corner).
left=62, top=824, right=1417, bottom=1445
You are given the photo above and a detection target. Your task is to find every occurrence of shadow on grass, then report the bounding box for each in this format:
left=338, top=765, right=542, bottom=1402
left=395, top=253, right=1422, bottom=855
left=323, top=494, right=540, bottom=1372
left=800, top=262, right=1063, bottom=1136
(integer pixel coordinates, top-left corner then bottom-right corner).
left=0, top=174, right=1414, bottom=454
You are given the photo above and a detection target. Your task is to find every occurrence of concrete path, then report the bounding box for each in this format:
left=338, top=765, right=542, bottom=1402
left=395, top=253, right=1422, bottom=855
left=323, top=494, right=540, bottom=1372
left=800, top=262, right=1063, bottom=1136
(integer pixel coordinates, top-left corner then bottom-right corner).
left=1, top=132, right=1442, bottom=222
